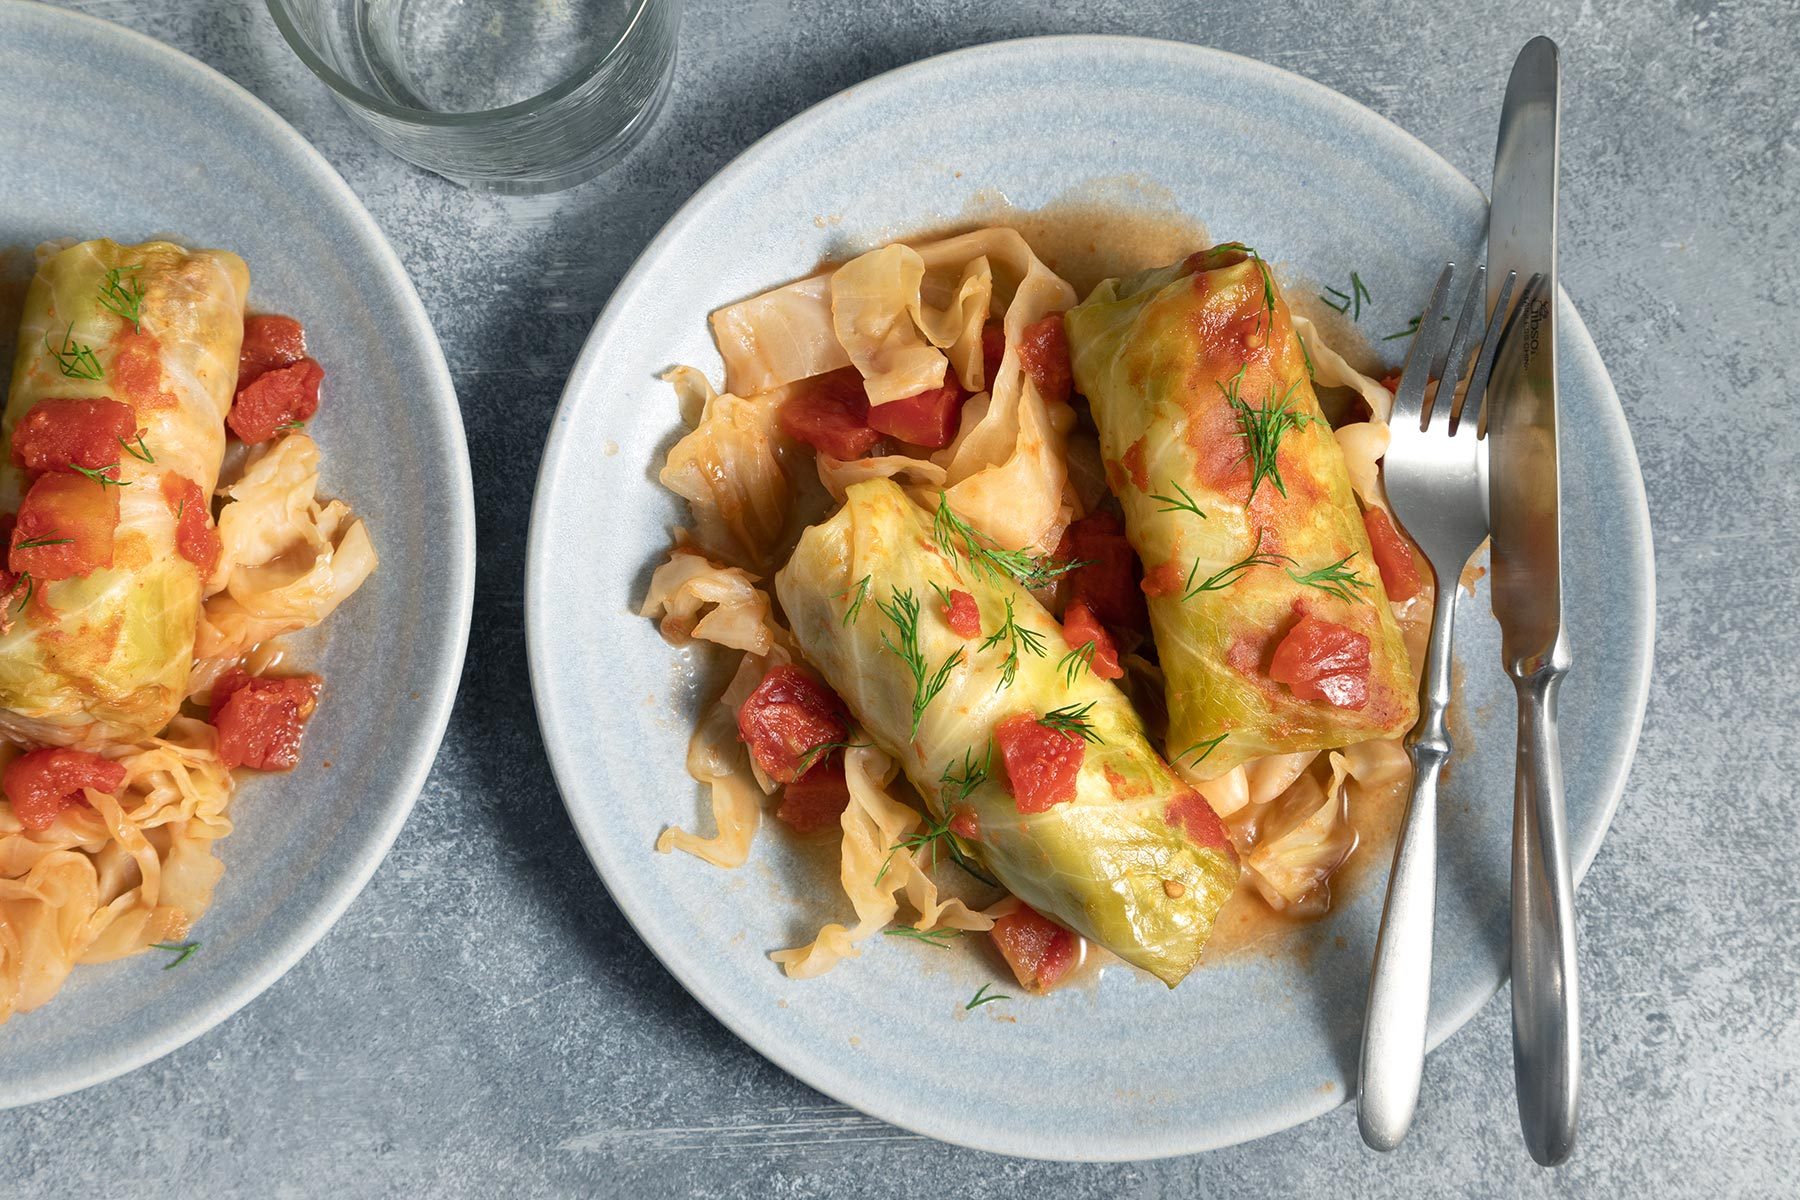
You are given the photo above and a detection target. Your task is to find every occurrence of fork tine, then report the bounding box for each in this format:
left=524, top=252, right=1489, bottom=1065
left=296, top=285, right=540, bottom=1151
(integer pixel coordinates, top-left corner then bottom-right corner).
left=1458, top=269, right=1519, bottom=436
left=1475, top=271, right=1540, bottom=439
left=1390, top=264, right=1457, bottom=432
left=1427, top=265, right=1489, bottom=434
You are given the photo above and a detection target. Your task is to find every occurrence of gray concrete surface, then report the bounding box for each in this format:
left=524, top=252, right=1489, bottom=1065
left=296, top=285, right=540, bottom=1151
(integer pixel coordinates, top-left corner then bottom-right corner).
left=3, top=0, right=1793, bottom=1194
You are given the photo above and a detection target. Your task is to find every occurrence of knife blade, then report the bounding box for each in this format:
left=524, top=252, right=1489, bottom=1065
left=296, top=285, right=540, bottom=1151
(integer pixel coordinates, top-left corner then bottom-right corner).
left=1486, top=35, right=1581, bottom=1168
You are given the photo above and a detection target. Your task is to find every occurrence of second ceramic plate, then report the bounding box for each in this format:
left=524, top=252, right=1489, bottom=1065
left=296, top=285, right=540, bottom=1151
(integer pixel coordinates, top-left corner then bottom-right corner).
left=527, top=36, right=1652, bottom=1160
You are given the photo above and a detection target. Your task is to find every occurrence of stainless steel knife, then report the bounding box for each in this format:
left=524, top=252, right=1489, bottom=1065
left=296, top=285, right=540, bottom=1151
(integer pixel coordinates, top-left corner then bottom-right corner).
left=1486, top=35, right=1581, bottom=1167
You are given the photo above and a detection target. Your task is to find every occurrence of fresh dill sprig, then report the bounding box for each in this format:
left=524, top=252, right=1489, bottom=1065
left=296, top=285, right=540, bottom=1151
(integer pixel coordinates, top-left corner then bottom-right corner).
left=1352, top=271, right=1371, bottom=317
left=44, top=323, right=103, bottom=380
left=97, top=265, right=145, bottom=331
left=932, top=492, right=1081, bottom=590
left=152, top=941, right=200, bottom=969
left=1183, top=534, right=1292, bottom=601
left=838, top=574, right=872, bottom=626
left=70, top=462, right=130, bottom=488
left=1057, top=640, right=1097, bottom=686
left=1318, top=272, right=1372, bottom=320
left=966, top=983, right=1011, bottom=1010
left=12, top=572, right=33, bottom=613
left=119, top=434, right=154, bottom=464
left=1174, top=734, right=1229, bottom=767
left=1321, top=285, right=1352, bottom=314
left=794, top=738, right=870, bottom=776
left=1039, top=701, right=1102, bottom=745
left=14, top=534, right=73, bottom=551
left=1287, top=555, right=1375, bottom=604
left=1298, top=330, right=1316, bottom=379
left=978, top=596, right=1048, bottom=689
left=1212, top=242, right=1278, bottom=331
left=940, top=743, right=993, bottom=803
left=1228, top=378, right=1316, bottom=500
left=1149, top=480, right=1207, bottom=520
left=877, top=806, right=959, bottom=883
left=877, top=587, right=963, bottom=738
left=884, top=926, right=964, bottom=949
left=1381, top=309, right=1452, bottom=341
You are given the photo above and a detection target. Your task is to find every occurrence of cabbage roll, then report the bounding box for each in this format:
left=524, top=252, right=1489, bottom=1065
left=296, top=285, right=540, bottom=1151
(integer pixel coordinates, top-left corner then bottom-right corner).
left=777, top=478, right=1238, bottom=986
left=0, top=239, right=247, bottom=744
left=1064, top=246, right=1416, bottom=777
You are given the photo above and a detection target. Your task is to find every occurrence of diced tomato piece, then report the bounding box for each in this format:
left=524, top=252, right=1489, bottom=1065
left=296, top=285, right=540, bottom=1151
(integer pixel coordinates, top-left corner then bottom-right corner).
left=775, top=759, right=850, bottom=833
left=1140, top=560, right=1184, bottom=598
left=867, top=381, right=966, bottom=449
left=980, top=321, right=1006, bottom=384
left=162, top=474, right=220, bottom=576
left=1269, top=615, right=1372, bottom=709
left=778, top=369, right=881, bottom=461
left=736, top=664, right=850, bottom=784
left=9, top=473, right=118, bottom=580
left=1059, top=511, right=1147, bottom=630
left=1362, top=507, right=1421, bottom=602
left=941, top=588, right=981, bottom=638
left=228, top=358, right=323, bottom=444
left=995, top=712, right=1085, bottom=813
left=1018, top=314, right=1072, bottom=405
left=3, top=746, right=125, bottom=830
left=239, top=314, right=308, bottom=388
left=949, top=805, right=980, bottom=841
left=10, top=398, right=139, bottom=478
left=1060, top=598, right=1123, bottom=680
left=210, top=670, right=323, bottom=770
left=1164, top=789, right=1234, bottom=855
left=112, top=332, right=177, bottom=411
left=991, top=905, right=1079, bottom=991
left=1378, top=372, right=1401, bottom=395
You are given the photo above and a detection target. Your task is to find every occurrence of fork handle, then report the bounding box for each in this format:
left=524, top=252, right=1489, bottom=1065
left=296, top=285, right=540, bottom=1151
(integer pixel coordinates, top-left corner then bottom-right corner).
left=1510, top=666, right=1581, bottom=1165
left=1358, top=576, right=1458, bottom=1151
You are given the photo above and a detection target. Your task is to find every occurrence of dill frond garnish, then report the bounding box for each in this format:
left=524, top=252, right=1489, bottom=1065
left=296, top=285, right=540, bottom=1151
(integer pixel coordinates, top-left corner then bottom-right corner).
left=152, top=941, right=200, bottom=969
left=1150, top=481, right=1207, bottom=520
left=877, top=587, right=963, bottom=738
left=794, top=738, right=870, bottom=776
left=1287, top=555, right=1375, bottom=604
left=932, top=492, right=1081, bottom=590
left=940, top=743, right=993, bottom=802
left=978, top=596, right=1048, bottom=689
left=97, top=265, right=145, bottom=331
left=14, top=534, right=73, bottom=551
left=838, top=574, right=872, bottom=626
left=884, top=926, right=963, bottom=948
left=119, top=434, right=154, bottom=463
left=44, top=323, right=103, bottom=380
left=1057, top=640, right=1097, bottom=686
left=966, top=983, right=1011, bottom=1010
left=1174, top=734, right=1229, bottom=767
left=1038, top=701, right=1102, bottom=745
left=1182, top=534, right=1292, bottom=601
left=70, top=462, right=130, bottom=488
left=1228, top=378, right=1316, bottom=500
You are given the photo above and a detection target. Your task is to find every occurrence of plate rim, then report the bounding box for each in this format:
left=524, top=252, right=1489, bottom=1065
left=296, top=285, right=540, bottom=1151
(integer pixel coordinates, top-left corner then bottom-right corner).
left=526, top=32, right=1654, bottom=1160
left=0, top=0, right=477, bottom=1108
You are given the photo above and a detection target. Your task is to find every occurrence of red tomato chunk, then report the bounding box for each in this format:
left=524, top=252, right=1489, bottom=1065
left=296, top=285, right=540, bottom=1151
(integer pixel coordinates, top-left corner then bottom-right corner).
left=778, top=369, right=881, bottom=461
left=229, top=358, right=323, bottom=444
left=1362, top=507, right=1421, bottom=602
left=866, top=380, right=966, bottom=449
left=10, top=398, right=138, bottom=477
left=1060, top=598, right=1123, bottom=680
left=1269, top=615, right=1372, bottom=709
left=211, top=670, right=323, bottom=770
left=1018, top=314, right=1073, bottom=405
left=736, top=664, right=849, bottom=784
left=941, top=588, right=981, bottom=638
left=3, top=746, right=126, bottom=830
left=9, top=473, right=118, bottom=580
left=991, top=905, right=1080, bottom=991
left=162, top=474, right=221, bottom=576
left=775, top=759, right=851, bottom=833
left=995, top=712, right=1085, bottom=813
left=239, top=314, right=308, bottom=388
left=1059, top=511, right=1146, bottom=630
left=949, top=805, right=980, bottom=841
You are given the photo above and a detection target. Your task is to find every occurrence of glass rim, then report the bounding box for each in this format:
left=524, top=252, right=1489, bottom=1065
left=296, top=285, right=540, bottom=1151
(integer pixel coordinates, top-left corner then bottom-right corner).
left=263, top=0, right=661, bottom=127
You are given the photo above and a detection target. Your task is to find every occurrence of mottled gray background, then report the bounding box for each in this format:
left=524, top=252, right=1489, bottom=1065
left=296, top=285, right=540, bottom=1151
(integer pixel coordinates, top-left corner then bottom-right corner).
left=3, top=0, right=1792, bottom=1194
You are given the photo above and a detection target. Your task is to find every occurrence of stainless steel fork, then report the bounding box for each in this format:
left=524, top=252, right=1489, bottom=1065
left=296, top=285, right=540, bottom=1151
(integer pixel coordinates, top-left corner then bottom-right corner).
left=1357, top=261, right=1527, bottom=1151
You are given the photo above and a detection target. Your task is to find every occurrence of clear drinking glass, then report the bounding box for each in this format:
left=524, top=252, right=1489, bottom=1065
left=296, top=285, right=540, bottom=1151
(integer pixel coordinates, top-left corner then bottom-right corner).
left=266, top=0, right=682, bottom=194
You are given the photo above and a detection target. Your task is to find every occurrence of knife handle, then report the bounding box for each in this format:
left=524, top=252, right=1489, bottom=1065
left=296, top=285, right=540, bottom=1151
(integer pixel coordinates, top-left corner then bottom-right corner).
left=1358, top=581, right=1458, bottom=1151
left=1510, top=666, right=1581, bottom=1165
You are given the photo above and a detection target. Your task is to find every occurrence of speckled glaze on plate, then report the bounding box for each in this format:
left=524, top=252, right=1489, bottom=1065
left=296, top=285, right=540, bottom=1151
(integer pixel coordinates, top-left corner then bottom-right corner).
left=0, top=2, right=474, bottom=1106
left=527, top=36, right=1652, bottom=1160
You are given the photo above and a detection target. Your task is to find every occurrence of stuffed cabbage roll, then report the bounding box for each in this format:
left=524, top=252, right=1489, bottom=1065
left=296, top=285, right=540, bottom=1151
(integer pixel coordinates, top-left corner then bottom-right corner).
left=0, top=239, right=246, bottom=744
left=776, top=478, right=1238, bottom=986
left=1064, top=245, right=1416, bottom=777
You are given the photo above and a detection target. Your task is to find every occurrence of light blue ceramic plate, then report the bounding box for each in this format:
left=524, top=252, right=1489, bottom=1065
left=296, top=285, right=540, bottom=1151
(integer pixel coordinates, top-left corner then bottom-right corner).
left=527, top=36, right=1652, bottom=1160
left=0, top=2, right=474, bottom=1106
